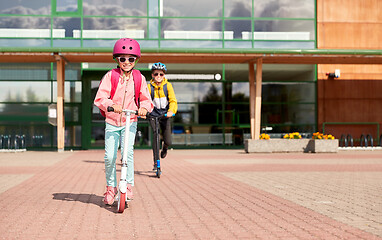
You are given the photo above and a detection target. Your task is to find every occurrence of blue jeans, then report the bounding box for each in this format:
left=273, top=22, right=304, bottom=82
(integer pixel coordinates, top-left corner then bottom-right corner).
left=104, top=121, right=137, bottom=187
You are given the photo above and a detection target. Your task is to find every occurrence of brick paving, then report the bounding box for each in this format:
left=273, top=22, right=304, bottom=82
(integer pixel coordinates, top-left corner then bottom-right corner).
left=0, top=149, right=381, bottom=239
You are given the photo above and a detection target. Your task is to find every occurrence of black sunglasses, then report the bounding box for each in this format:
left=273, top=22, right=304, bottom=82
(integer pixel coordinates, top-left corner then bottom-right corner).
left=117, top=56, right=136, bottom=63
left=153, top=73, right=164, bottom=76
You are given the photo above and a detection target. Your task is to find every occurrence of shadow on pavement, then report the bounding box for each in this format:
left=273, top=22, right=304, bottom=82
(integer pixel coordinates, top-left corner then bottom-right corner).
left=52, top=193, right=117, bottom=213
left=83, top=160, right=104, bottom=164
left=134, top=170, right=158, bottom=178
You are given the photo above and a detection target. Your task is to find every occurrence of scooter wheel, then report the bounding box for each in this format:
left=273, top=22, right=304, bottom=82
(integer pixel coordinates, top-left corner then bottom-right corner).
left=156, top=168, right=161, bottom=178
left=118, top=192, right=126, bottom=213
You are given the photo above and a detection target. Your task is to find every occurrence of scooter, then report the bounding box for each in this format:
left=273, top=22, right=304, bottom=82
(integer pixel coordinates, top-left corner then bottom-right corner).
left=146, top=112, right=174, bottom=178
left=107, top=106, right=136, bottom=213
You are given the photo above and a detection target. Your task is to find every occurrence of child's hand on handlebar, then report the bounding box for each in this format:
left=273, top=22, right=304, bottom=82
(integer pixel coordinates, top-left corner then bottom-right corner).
left=112, top=104, right=123, bottom=113
left=138, top=107, right=148, bottom=119
left=166, top=111, right=174, bottom=118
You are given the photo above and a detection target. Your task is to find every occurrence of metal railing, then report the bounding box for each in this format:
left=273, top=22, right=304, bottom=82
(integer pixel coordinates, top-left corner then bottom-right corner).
left=339, top=134, right=354, bottom=147
left=0, top=135, right=26, bottom=151
left=340, top=133, right=382, bottom=148
left=172, top=133, right=233, bottom=145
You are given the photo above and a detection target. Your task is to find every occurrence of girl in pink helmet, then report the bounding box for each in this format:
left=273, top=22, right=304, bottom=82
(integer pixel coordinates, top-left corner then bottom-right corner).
left=94, top=38, right=153, bottom=205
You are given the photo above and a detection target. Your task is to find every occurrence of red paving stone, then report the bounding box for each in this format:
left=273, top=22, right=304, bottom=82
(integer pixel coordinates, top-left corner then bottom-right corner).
left=0, top=149, right=381, bottom=239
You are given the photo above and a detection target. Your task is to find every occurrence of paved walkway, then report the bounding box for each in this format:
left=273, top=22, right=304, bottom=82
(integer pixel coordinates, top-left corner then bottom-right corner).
left=0, top=149, right=381, bottom=239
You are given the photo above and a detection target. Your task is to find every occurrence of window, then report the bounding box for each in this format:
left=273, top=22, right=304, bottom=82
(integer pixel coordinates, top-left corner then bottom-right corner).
left=224, top=0, right=252, bottom=17
left=163, top=0, right=222, bottom=17
left=0, top=0, right=51, bottom=15
left=53, top=0, right=80, bottom=16
left=254, top=0, right=314, bottom=18
left=82, top=18, right=147, bottom=39
left=56, top=0, right=78, bottom=12
left=83, top=0, right=147, bottom=16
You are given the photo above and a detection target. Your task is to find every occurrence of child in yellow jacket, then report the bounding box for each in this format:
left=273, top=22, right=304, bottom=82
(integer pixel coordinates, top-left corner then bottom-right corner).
left=148, top=62, right=177, bottom=169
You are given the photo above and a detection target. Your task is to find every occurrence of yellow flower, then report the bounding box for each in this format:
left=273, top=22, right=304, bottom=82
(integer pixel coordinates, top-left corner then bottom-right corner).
left=325, top=134, right=335, bottom=140
left=260, top=133, right=270, bottom=140
left=284, top=132, right=301, bottom=139
left=313, top=132, right=335, bottom=140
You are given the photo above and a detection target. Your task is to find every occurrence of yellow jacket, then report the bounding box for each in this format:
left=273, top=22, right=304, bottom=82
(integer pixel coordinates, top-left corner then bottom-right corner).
left=148, top=78, right=178, bottom=115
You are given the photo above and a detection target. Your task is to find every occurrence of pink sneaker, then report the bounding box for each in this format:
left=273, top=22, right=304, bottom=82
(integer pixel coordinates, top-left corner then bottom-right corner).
left=103, top=186, right=117, bottom=205
left=126, top=184, right=134, bottom=200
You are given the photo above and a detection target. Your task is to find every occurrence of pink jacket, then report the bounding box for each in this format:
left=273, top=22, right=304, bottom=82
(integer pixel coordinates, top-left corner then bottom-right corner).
left=94, top=69, right=154, bottom=127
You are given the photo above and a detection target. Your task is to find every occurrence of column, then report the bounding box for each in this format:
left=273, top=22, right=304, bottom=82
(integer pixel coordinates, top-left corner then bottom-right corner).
left=56, top=55, right=65, bottom=152
left=254, top=58, right=263, bottom=140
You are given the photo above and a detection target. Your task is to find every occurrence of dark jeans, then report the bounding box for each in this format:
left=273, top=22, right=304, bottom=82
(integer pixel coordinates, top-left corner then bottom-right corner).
left=149, top=117, right=172, bottom=163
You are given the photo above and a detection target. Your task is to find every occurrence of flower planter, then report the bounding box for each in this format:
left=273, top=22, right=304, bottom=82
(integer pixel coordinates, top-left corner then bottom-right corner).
left=307, top=139, right=339, bottom=153
left=245, top=139, right=338, bottom=153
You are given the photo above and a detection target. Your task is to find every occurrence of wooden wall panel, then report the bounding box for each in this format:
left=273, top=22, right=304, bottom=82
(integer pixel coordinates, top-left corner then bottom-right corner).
left=317, top=23, right=382, bottom=49
left=318, top=0, right=382, bottom=22
left=317, top=0, right=382, bottom=142
left=318, top=80, right=382, bottom=99
left=317, top=80, right=382, bottom=141
left=318, top=64, right=382, bottom=80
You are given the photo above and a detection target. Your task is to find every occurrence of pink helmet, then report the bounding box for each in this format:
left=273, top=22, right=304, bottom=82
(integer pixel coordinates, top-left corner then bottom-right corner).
left=113, top=38, right=141, bottom=58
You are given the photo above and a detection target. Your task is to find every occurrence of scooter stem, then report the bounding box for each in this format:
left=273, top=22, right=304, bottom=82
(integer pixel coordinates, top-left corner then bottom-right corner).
left=119, top=109, right=136, bottom=192
left=121, top=109, right=137, bottom=165
left=122, top=111, right=131, bottom=166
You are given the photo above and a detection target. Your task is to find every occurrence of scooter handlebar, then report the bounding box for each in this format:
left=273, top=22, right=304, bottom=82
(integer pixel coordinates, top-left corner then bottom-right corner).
left=145, top=112, right=175, bottom=119
left=108, top=107, right=174, bottom=118
left=107, top=106, right=138, bottom=115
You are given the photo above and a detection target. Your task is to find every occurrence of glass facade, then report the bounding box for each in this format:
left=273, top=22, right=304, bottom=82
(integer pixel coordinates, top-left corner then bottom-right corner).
left=0, top=0, right=317, bottom=149
left=0, top=0, right=315, bottom=47
left=0, top=63, right=82, bottom=148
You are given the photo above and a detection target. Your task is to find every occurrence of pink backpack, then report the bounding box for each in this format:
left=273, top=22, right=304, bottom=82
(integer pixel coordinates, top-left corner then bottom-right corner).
left=99, top=68, right=142, bottom=117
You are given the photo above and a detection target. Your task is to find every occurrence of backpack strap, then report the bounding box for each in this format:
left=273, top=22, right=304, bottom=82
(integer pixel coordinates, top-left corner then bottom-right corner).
left=110, top=68, right=120, bottom=99
left=150, top=82, right=168, bottom=100
left=150, top=84, right=155, bottom=100
left=163, top=83, right=168, bottom=100
left=99, top=69, right=119, bottom=117
left=132, top=69, right=142, bottom=107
